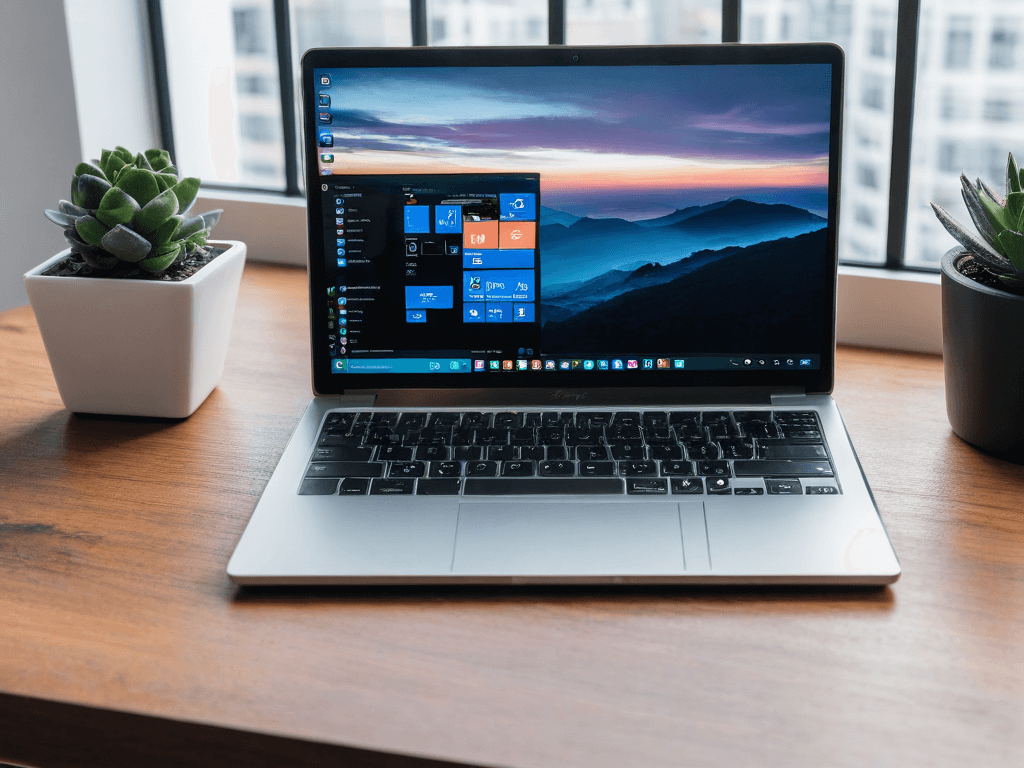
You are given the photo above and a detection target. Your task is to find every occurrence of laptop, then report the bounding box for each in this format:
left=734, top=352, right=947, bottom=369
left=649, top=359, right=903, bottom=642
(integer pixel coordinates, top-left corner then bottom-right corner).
left=227, top=43, right=901, bottom=585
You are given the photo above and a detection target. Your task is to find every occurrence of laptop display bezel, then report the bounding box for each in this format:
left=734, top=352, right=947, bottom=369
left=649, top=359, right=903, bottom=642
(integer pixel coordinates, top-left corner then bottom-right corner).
left=301, top=44, right=844, bottom=396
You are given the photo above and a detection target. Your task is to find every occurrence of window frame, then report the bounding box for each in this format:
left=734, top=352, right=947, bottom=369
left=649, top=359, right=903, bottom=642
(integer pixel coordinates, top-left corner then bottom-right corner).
left=125, top=0, right=944, bottom=354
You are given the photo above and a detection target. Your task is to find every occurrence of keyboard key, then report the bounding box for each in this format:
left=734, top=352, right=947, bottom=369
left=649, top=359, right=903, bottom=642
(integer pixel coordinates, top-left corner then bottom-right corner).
left=339, top=478, right=370, bottom=494
left=806, top=486, right=839, bottom=495
left=377, top=445, right=414, bottom=461
left=370, top=412, right=401, bottom=427
left=613, top=411, right=641, bottom=426
left=511, top=427, right=536, bottom=445
left=697, top=460, right=731, bottom=477
left=519, top=446, right=546, bottom=461
left=305, top=462, right=385, bottom=478
left=465, top=461, right=498, bottom=477
left=685, top=442, right=719, bottom=460
left=462, top=412, right=488, bottom=428
left=502, top=460, right=535, bottom=477
left=417, top=478, right=462, bottom=495
left=488, top=445, right=515, bottom=461
left=464, top=478, right=623, bottom=495
left=370, top=478, right=414, bottom=494
left=579, top=461, right=616, bottom=476
left=719, top=440, right=754, bottom=460
left=660, top=460, right=695, bottom=476
left=670, top=477, right=703, bottom=494
left=325, top=412, right=354, bottom=430
left=576, top=445, right=610, bottom=461
left=317, top=433, right=363, bottom=447
left=610, top=443, right=645, bottom=460
left=734, top=461, right=833, bottom=477
left=766, top=479, right=802, bottom=495
left=389, top=461, right=426, bottom=478
left=430, top=461, right=462, bottom=477
left=523, top=412, right=543, bottom=427
left=539, top=460, right=575, bottom=476
left=538, top=427, right=564, bottom=445
left=415, top=445, right=449, bottom=461
left=650, top=445, right=683, bottom=461
left=580, top=411, right=612, bottom=426
left=454, top=446, right=482, bottom=461
left=760, top=445, right=827, bottom=460
left=430, top=413, right=462, bottom=427
left=734, top=487, right=764, bottom=496
left=707, top=477, right=731, bottom=495
left=298, top=478, right=340, bottom=495
left=626, top=478, right=668, bottom=495
left=397, top=413, right=428, bottom=431
left=619, top=460, right=657, bottom=477
left=546, top=446, right=568, bottom=460
left=494, top=412, right=521, bottom=428
left=311, top=445, right=373, bottom=462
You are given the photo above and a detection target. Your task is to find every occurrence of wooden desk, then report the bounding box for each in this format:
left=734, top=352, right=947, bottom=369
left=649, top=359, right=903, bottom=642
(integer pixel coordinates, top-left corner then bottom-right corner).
left=2, top=263, right=1022, bottom=768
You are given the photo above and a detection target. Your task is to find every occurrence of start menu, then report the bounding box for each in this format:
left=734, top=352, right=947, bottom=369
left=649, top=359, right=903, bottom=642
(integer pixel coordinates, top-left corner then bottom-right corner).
left=322, top=174, right=541, bottom=374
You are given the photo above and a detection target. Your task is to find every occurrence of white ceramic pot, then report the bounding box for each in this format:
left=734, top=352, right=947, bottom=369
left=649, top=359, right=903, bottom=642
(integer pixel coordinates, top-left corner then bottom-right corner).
left=23, top=240, right=247, bottom=419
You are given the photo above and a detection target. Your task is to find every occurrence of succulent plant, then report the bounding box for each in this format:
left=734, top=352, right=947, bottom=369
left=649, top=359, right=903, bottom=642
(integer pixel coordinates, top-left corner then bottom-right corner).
left=44, top=147, right=222, bottom=274
left=931, top=152, right=1024, bottom=291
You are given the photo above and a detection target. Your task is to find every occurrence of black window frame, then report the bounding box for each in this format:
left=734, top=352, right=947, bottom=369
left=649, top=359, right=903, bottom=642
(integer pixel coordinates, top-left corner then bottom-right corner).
left=145, top=0, right=926, bottom=272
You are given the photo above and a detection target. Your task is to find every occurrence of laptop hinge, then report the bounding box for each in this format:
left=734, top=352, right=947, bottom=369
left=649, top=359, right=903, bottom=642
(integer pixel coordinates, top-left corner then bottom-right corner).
left=770, top=387, right=808, bottom=405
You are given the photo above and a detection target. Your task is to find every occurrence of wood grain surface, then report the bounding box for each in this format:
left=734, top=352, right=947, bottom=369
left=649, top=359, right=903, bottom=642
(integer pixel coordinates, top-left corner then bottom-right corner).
left=1, top=263, right=1023, bottom=768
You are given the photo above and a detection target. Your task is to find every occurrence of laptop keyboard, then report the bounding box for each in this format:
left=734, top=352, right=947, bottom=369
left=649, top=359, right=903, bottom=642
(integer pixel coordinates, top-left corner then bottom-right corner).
left=299, top=409, right=839, bottom=497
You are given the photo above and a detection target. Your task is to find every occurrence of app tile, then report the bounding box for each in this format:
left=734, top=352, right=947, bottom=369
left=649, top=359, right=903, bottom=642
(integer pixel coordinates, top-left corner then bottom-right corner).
left=513, top=303, right=535, bottom=322
left=499, top=221, right=536, bottom=250
left=462, top=249, right=534, bottom=269
left=406, top=310, right=427, bottom=323
left=463, top=270, right=535, bottom=303
left=405, top=286, right=453, bottom=309
left=463, top=304, right=485, bottom=323
left=464, top=221, right=499, bottom=248
left=404, top=206, right=430, bottom=234
left=500, top=193, right=536, bottom=221
left=436, top=205, right=462, bottom=233
left=486, top=302, right=513, bottom=323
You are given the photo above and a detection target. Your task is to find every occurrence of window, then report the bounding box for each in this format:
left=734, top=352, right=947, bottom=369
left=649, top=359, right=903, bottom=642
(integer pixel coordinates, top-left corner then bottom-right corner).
left=989, top=17, right=1019, bottom=69
left=945, top=16, right=972, bottom=70
left=136, top=0, right=1022, bottom=277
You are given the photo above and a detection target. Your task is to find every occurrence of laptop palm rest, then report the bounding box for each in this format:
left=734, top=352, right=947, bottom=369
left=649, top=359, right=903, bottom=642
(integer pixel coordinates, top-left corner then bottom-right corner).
left=452, top=502, right=707, bottom=575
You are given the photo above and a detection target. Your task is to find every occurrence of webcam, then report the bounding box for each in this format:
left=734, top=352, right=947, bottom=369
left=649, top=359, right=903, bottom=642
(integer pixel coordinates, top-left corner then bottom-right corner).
left=572, top=54, right=579, bottom=62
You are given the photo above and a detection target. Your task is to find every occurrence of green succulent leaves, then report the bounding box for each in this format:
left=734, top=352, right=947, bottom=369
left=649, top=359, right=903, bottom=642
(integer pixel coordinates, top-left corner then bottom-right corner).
left=45, top=147, right=221, bottom=274
left=932, top=152, right=1024, bottom=289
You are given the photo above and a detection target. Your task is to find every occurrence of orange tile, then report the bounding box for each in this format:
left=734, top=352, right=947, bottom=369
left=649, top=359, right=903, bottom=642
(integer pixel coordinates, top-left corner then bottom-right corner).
left=499, top=221, right=536, bottom=249
left=464, top=221, right=499, bottom=249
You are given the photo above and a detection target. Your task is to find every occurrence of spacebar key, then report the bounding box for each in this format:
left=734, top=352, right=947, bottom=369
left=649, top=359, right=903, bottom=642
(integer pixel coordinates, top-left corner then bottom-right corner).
left=464, top=478, right=624, bottom=495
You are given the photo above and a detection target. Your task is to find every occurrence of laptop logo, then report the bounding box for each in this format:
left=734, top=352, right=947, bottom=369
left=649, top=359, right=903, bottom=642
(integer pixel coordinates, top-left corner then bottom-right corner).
left=550, top=390, right=589, bottom=402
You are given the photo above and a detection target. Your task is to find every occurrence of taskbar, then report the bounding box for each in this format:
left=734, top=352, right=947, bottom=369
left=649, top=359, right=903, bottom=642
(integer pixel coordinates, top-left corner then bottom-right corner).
left=331, top=354, right=820, bottom=374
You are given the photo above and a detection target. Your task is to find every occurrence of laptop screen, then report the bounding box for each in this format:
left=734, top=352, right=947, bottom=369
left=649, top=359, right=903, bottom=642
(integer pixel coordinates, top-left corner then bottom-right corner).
left=302, top=46, right=843, bottom=395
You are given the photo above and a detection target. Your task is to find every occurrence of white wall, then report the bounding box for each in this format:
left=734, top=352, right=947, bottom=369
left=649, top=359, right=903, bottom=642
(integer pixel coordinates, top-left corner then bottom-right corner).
left=0, top=0, right=84, bottom=312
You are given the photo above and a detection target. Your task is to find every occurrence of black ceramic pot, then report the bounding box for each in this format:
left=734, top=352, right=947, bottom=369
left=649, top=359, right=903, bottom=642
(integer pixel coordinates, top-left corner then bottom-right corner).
left=941, top=246, right=1024, bottom=452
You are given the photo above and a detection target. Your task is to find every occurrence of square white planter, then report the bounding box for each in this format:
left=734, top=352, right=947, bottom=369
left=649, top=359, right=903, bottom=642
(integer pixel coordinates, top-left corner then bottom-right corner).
left=24, top=240, right=247, bottom=419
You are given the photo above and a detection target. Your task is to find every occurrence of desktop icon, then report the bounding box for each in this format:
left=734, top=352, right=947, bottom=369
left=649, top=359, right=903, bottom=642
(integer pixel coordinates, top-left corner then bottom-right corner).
left=531, top=360, right=542, bottom=370
left=559, top=360, right=571, bottom=370
left=318, top=94, right=330, bottom=106
left=502, top=360, right=514, bottom=370
left=612, top=359, right=624, bottom=370
left=571, top=359, right=582, bottom=369
left=320, top=154, right=334, bottom=163
left=320, top=75, right=331, bottom=86
left=627, top=359, right=639, bottom=369
left=657, top=358, right=670, bottom=369
left=336, top=249, right=345, bottom=256
left=583, top=360, right=594, bottom=370
left=318, top=133, right=333, bottom=147
left=474, top=360, right=485, bottom=370
left=327, top=286, right=336, bottom=297
left=517, top=360, right=528, bottom=370
left=642, top=359, right=654, bottom=369
left=337, top=258, right=346, bottom=268
left=800, top=359, right=812, bottom=366
left=673, top=359, right=685, bottom=369
left=489, top=360, right=500, bottom=370
left=545, top=360, right=556, bottom=370
left=598, top=360, right=609, bottom=370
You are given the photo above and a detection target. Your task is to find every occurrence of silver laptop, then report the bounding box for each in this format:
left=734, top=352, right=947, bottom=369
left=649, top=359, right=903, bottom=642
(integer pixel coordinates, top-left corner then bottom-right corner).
left=227, top=43, right=901, bottom=585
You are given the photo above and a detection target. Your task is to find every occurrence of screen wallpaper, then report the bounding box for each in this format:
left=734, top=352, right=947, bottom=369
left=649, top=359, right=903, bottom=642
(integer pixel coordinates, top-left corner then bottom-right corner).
left=315, top=64, right=833, bottom=363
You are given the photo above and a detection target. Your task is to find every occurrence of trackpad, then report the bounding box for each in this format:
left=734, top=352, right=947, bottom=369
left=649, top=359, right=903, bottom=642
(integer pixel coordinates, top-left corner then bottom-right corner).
left=452, top=502, right=685, bottom=575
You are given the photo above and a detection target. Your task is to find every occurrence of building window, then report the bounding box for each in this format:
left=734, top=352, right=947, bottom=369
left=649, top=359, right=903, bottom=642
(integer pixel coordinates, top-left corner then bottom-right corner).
left=240, top=114, right=277, bottom=142
left=989, top=18, right=1019, bottom=69
left=982, top=98, right=1012, bottom=121
left=233, top=7, right=270, bottom=55
left=237, top=74, right=273, bottom=95
left=862, top=73, right=886, bottom=110
left=858, top=164, right=879, bottom=189
left=945, top=16, right=973, bottom=70
left=855, top=205, right=877, bottom=228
